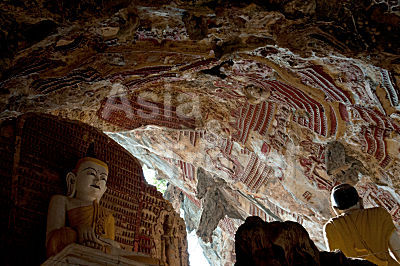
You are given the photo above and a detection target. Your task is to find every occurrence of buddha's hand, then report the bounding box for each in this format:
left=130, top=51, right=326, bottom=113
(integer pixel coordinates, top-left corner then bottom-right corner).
left=75, top=224, right=104, bottom=250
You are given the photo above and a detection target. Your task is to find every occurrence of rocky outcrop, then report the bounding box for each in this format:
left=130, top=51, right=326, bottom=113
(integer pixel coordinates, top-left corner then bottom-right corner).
left=164, top=183, right=237, bottom=266
left=325, top=141, right=367, bottom=185
left=196, top=168, right=244, bottom=242
left=235, top=216, right=375, bottom=266
left=1, top=0, right=399, bottom=75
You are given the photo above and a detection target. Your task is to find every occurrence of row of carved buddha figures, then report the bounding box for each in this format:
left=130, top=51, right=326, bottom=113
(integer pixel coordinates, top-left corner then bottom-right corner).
left=152, top=205, right=188, bottom=266
left=45, top=152, right=188, bottom=265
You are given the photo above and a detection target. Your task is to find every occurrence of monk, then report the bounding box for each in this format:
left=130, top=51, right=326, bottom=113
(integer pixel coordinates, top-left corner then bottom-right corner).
left=46, top=157, right=117, bottom=257
left=324, top=184, right=400, bottom=265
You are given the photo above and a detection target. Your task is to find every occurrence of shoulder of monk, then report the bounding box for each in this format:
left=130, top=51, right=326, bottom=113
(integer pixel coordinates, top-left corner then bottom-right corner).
left=363, top=206, right=387, bottom=214
left=353, top=206, right=391, bottom=220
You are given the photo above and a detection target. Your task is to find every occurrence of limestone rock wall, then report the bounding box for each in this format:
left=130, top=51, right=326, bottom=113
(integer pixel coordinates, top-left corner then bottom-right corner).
left=1, top=0, right=400, bottom=265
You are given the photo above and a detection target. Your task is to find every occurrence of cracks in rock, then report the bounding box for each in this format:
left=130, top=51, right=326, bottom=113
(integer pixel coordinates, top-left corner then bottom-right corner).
left=196, top=167, right=243, bottom=242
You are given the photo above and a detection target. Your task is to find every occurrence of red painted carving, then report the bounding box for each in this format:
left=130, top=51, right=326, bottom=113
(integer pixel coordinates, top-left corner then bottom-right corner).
left=232, top=63, right=330, bottom=136
left=212, top=79, right=247, bottom=100
left=261, top=142, right=270, bottom=155
left=339, top=62, right=377, bottom=106
left=31, top=68, right=101, bottom=94
left=203, top=136, right=244, bottom=180
left=300, top=140, right=325, bottom=163
left=218, top=216, right=238, bottom=236
left=241, top=148, right=251, bottom=155
left=360, top=125, right=392, bottom=168
left=178, top=58, right=219, bottom=72
left=299, top=156, right=332, bottom=191
left=239, top=153, right=273, bottom=192
left=232, top=59, right=275, bottom=78
left=339, top=103, right=349, bottom=121
left=99, top=95, right=197, bottom=130
left=249, top=203, right=268, bottom=222
left=353, top=105, right=400, bottom=133
left=231, top=101, right=275, bottom=144
left=221, top=138, right=234, bottom=156
left=5, top=57, right=64, bottom=80
left=162, top=158, right=196, bottom=182
left=251, top=78, right=328, bottom=137
left=135, top=27, right=188, bottom=42
left=267, top=105, right=291, bottom=151
left=358, top=183, right=400, bottom=226
left=302, top=191, right=312, bottom=202
left=299, top=141, right=331, bottom=190
left=352, top=105, right=400, bottom=167
left=329, top=105, right=337, bottom=137
left=178, top=130, right=205, bottom=146
left=177, top=188, right=201, bottom=209
left=264, top=198, right=304, bottom=225
left=179, top=160, right=195, bottom=181
left=298, top=66, right=352, bottom=104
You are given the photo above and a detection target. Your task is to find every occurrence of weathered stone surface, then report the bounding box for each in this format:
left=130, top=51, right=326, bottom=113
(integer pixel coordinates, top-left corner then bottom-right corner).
left=166, top=184, right=238, bottom=266
left=196, top=168, right=243, bottom=242
left=325, top=141, right=367, bottom=184
left=235, top=216, right=375, bottom=266
left=1, top=0, right=400, bottom=264
left=236, top=216, right=320, bottom=266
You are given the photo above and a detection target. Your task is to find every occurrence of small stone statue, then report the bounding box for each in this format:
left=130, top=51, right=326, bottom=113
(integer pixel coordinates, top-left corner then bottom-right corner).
left=151, top=205, right=188, bottom=266
left=46, top=156, right=118, bottom=258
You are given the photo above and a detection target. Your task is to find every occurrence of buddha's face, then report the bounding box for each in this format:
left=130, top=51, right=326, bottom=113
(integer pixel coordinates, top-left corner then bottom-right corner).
left=74, top=160, right=108, bottom=202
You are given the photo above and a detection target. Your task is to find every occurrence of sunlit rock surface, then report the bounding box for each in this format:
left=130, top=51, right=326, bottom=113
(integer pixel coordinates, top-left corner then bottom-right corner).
left=1, top=0, right=400, bottom=264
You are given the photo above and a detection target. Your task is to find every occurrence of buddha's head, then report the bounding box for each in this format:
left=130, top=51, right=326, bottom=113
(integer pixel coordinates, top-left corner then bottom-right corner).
left=330, top=183, right=362, bottom=215
left=66, top=157, right=109, bottom=202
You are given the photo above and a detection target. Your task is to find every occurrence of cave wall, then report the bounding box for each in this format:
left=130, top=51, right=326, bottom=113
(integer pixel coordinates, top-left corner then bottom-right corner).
left=1, top=0, right=400, bottom=265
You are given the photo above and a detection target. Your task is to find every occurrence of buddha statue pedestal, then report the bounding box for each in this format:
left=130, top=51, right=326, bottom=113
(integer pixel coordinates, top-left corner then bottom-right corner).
left=42, top=244, right=161, bottom=266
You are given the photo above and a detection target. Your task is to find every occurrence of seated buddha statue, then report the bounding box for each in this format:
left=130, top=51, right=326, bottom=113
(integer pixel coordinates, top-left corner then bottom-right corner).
left=46, top=156, right=117, bottom=258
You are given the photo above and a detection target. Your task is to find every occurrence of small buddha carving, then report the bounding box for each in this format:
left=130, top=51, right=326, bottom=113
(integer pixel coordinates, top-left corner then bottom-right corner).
left=46, top=154, right=118, bottom=258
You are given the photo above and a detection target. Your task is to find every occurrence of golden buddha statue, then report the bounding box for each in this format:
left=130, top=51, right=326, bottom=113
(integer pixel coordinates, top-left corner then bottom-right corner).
left=46, top=156, right=117, bottom=258
left=324, top=184, right=400, bottom=266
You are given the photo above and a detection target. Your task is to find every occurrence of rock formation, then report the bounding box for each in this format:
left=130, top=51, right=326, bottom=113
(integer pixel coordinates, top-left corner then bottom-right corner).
left=235, top=216, right=375, bottom=266
left=196, top=167, right=244, bottom=243
left=1, top=0, right=400, bottom=264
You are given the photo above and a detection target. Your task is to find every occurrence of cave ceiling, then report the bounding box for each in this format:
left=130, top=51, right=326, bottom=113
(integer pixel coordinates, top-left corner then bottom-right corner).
left=1, top=0, right=400, bottom=264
